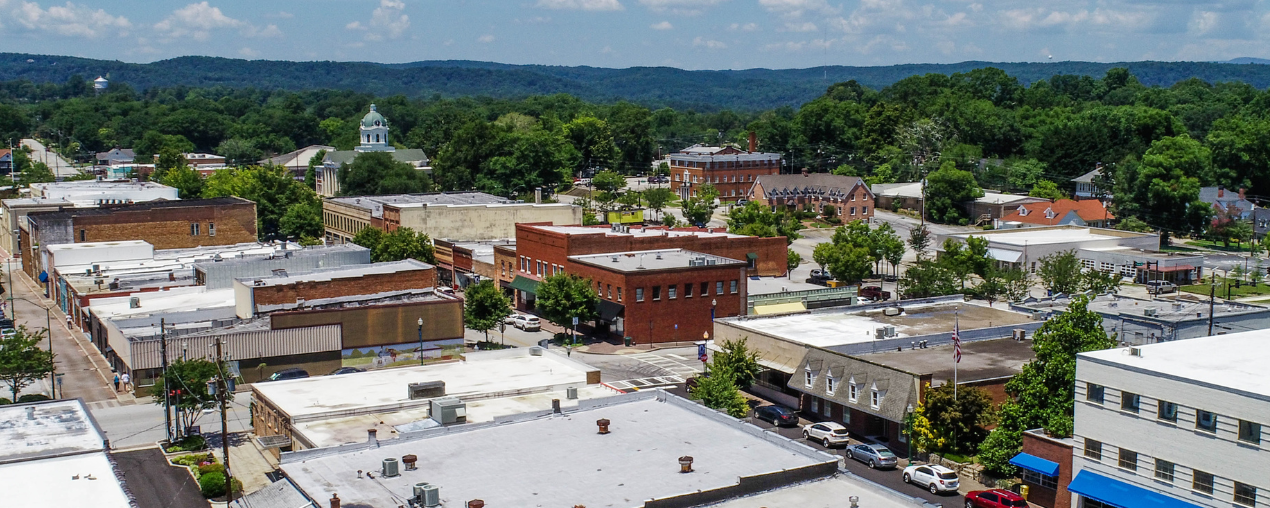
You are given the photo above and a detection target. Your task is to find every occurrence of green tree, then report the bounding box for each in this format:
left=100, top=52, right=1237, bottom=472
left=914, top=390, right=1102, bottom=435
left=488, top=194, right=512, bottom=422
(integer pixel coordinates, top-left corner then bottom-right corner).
left=337, top=151, right=433, bottom=196
left=899, top=259, right=958, bottom=299
left=787, top=249, right=802, bottom=278
left=908, top=225, right=932, bottom=259
left=710, top=338, right=762, bottom=389
left=158, top=164, right=205, bottom=199
left=1115, top=216, right=1153, bottom=233
left=278, top=198, right=324, bottom=242
left=153, top=358, right=227, bottom=438
left=1028, top=180, right=1066, bottom=200
left=726, top=201, right=803, bottom=243
left=1038, top=250, right=1084, bottom=295
left=924, top=160, right=985, bottom=224
left=304, top=149, right=327, bottom=190
left=920, top=381, right=997, bottom=454
left=0, top=326, right=54, bottom=401
left=690, top=365, right=749, bottom=418
left=202, top=165, right=320, bottom=241
left=681, top=196, right=715, bottom=226
left=376, top=227, right=436, bottom=263
left=463, top=280, right=512, bottom=342
left=12, top=150, right=54, bottom=186
left=644, top=187, right=674, bottom=221
left=216, top=138, right=262, bottom=166
left=1083, top=269, right=1121, bottom=294
left=153, top=147, right=188, bottom=181
left=534, top=273, right=599, bottom=333
left=1138, top=136, right=1207, bottom=243
left=351, top=227, right=385, bottom=253
left=563, top=116, right=619, bottom=174
left=978, top=296, right=1115, bottom=475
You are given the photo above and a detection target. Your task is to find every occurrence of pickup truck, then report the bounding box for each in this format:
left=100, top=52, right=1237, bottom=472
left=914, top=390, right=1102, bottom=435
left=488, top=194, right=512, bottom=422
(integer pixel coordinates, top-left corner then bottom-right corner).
left=859, top=285, right=892, bottom=301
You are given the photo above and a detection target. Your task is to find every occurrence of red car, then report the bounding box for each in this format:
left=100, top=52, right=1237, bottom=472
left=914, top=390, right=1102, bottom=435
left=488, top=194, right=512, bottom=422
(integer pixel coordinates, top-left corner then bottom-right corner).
left=965, top=489, right=1029, bottom=508
left=860, top=285, right=892, bottom=300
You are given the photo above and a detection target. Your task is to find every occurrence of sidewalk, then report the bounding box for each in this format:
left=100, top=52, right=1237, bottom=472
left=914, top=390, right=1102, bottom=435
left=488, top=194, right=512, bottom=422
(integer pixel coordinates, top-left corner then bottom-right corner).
left=1, top=253, right=124, bottom=404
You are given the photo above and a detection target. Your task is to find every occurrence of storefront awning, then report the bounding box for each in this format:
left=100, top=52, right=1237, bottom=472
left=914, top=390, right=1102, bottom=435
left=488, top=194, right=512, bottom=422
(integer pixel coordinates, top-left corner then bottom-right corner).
left=1009, top=452, right=1059, bottom=477
left=509, top=276, right=539, bottom=294
left=1067, top=470, right=1202, bottom=508
left=746, top=252, right=758, bottom=260
left=988, top=248, right=1023, bottom=263
left=753, top=302, right=806, bottom=315
left=597, top=299, right=625, bottom=321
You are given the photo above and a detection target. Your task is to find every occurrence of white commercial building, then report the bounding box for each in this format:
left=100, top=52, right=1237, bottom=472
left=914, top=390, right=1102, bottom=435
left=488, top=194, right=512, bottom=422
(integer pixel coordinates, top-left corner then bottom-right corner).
left=1072, top=333, right=1269, bottom=508
left=0, top=399, right=133, bottom=508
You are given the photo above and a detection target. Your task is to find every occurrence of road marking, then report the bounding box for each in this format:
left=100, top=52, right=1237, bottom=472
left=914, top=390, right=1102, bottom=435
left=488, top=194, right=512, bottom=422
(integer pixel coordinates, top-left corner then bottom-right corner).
left=606, top=375, right=685, bottom=391
left=667, top=353, right=687, bottom=360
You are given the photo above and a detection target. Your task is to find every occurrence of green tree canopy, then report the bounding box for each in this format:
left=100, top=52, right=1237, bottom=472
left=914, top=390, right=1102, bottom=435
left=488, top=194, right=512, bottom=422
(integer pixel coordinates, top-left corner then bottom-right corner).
left=463, top=280, right=512, bottom=342
left=534, top=273, right=599, bottom=330
left=202, top=165, right=320, bottom=241
left=918, top=382, right=997, bottom=454
left=0, top=326, right=54, bottom=401
left=337, top=151, right=433, bottom=196
left=924, top=160, right=985, bottom=224
left=709, top=338, right=761, bottom=389
left=726, top=201, right=804, bottom=243
left=1028, top=180, right=1066, bottom=200
left=152, top=358, right=228, bottom=437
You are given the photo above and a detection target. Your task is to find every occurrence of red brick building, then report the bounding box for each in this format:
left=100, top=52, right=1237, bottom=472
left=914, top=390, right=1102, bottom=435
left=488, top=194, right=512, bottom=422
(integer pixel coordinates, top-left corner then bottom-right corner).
left=669, top=143, right=782, bottom=203
left=1017, top=429, right=1074, bottom=508
left=568, top=249, right=747, bottom=344
left=234, top=259, right=437, bottom=317
left=749, top=171, right=875, bottom=220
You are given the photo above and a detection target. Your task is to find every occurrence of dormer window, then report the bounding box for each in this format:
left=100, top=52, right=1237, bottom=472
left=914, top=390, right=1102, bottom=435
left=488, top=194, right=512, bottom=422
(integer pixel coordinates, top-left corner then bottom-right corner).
left=1018, top=206, right=1029, bottom=216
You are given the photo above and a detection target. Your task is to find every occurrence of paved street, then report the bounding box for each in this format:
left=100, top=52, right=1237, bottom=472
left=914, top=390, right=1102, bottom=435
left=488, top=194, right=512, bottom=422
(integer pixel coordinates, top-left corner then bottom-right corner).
left=112, top=448, right=209, bottom=508
left=20, top=138, right=80, bottom=178
left=91, top=397, right=252, bottom=450
left=2, top=256, right=118, bottom=403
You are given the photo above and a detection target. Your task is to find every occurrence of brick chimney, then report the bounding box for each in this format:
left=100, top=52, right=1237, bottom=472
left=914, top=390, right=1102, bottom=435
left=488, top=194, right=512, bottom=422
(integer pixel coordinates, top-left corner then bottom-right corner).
left=1218, top=187, right=1225, bottom=198
left=747, top=131, right=757, bottom=152
left=330, top=493, right=340, bottom=508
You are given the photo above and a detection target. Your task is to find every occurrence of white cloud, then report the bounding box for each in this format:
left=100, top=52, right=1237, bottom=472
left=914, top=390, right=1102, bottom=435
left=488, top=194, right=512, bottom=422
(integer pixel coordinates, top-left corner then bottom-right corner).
left=782, top=21, right=818, bottom=32
left=477, top=34, right=495, bottom=43
left=346, top=21, right=365, bottom=31
left=729, top=22, right=759, bottom=31
left=154, top=2, right=251, bottom=41
left=998, top=7, right=1153, bottom=33
left=650, top=20, right=673, bottom=30
left=638, top=0, right=727, bottom=15
left=239, top=46, right=259, bottom=57
left=366, top=0, right=409, bottom=41
left=6, top=1, right=131, bottom=38
left=758, top=0, right=838, bottom=18
left=692, top=36, right=726, bottom=48
left=535, top=0, right=624, bottom=11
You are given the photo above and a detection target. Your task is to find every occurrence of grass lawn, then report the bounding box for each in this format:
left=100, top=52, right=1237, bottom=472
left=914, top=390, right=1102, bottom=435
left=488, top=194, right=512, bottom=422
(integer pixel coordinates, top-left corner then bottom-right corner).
left=1179, top=278, right=1270, bottom=298
left=1183, top=239, right=1259, bottom=253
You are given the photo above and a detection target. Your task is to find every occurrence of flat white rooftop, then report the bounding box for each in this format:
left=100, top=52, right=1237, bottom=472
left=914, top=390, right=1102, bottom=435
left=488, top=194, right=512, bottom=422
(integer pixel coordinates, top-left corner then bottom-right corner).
left=0, top=452, right=132, bottom=508
left=1080, top=330, right=1270, bottom=398
left=571, top=248, right=745, bottom=272
left=253, top=349, right=596, bottom=420
left=90, top=287, right=236, bottom=321
left=710, top=474, right=916, bottom=508
left=723, top=301, right=1032, bottom=348
left=955, top=227, right=1148, bottom=247
left=532, top=224, right=747, bottom=239
left=240, top=259, right=432, bottom=287
left=281, top=392, right=834, bottom=508
left=0, top=400, right=104, bottom=462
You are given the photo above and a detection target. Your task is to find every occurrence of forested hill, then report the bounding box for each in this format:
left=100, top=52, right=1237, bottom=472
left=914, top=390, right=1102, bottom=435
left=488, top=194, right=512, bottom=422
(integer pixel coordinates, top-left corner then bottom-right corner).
left=3, top=53, right=1270, bottom=111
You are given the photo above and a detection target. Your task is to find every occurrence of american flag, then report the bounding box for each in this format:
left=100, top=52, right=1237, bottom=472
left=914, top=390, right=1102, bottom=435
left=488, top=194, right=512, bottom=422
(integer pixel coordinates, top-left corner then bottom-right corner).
left=952, top=319, right=962, bottom=364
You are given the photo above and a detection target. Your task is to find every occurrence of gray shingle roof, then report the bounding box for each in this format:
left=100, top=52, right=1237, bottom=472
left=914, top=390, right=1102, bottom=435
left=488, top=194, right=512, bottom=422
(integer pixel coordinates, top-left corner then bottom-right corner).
left=325, top=148, right=429, bottom=166
left=754, top=174, right=871, bottom=200
left=788, top=347, right=920, bottom=423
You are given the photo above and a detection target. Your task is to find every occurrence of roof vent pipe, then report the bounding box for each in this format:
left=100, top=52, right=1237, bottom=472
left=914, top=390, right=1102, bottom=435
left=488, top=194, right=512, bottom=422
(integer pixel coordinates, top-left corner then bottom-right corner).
left=468, top=501, right=485, bottom=508
left=597, top=418, right=611, bottom=434
left=330, top=493, right=340, bottom=508
left=367, top=429, right=378, bottom=447
left=678, top=456, right=694, bottom=473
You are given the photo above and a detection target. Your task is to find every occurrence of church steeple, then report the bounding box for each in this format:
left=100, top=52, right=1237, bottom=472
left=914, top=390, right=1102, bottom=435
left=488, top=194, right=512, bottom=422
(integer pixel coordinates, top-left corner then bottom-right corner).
left=356, top=104, right=394, bottom=152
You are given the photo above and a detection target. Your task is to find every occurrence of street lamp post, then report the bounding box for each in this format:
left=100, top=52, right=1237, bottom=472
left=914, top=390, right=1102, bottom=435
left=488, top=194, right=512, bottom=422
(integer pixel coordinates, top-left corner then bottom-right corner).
left=710, top=298, right=717, bottom=322
left=905, top=403, right=915, bottom=464
left=417, top=318, right=424, bottom=366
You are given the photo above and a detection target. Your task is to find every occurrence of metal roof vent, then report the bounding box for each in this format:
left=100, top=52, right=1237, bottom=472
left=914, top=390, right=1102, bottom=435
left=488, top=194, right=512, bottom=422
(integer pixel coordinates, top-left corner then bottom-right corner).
left=1129, top=347, right=1143, bottom=357
left=655, top=252, right=663, bottom=260
left=129, top=297, right=140, bottom=309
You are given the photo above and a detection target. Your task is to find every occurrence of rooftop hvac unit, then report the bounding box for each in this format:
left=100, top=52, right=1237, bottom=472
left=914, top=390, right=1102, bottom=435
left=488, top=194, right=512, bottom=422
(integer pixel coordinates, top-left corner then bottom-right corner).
left=430, top=397, right=467, bottom=425
left=128, top=297, right=140, bottom=309
left=883, top=325, right=897, bottom=337
left=528, top=346, right=544, bottom=356
left=1144, top=308, right=1157, bottom=317
left=382, top=458, right=400, bottom=478
left=566, top=386, right=578, bottom=400
left=413, top=483, right=441, bottom=508
left=408, top=380, right=446, bottom=400
left=874, top=328, right=886, bottom=340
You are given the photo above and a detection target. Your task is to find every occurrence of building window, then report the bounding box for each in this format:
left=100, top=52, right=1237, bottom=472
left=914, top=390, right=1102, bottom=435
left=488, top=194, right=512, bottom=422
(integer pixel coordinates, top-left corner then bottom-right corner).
left=804, top=370, right=813, bottom=387
left=1193, top=470, right=1215, bottom=495
left=1117, top=448, right=1137, bottom=471
left=1196, top=410, right=1218, bottom=433
left=191, top=223, right=200, bottom=236
left=862, top=206, right=868, bottom=214
left=636, top=288, right=644, bottom=302
left=652, top=286, right=661, bottom=301
left=810, top=398, right=819, bottom=414
left=79, top=229, right=86, bottom=242
left=1084, top=439, right=1102, bottom=460
left=1154, top=459, right=1175, bottom=482
left=848, top=383, right=858, bottom=403
left=1022, top=470, right=1059, bottom=490
left=850, top=207, right=856, bottom=215
left=701, top=282, right=709, bottom=296
left=1158, top=400, right=1178, bottom=422
left=685, top=283, right=693, bottom=298
left=826, top=377, right=836, bottom=395
left=1086, top=383, right=1105, bottom=404
left=1121, top=392, right=1140, bottom=413
left=730, top=280, right=738, bottom=293
left=870, top=389, right=882, bottom=408
left=617, top=287, right=622, bottom=302
left=1239, top=420, right=1261, bottom=444
left=1234, top=483, right=1257, bottom=507
left=668, top=286, right=677, bottom=299
left=607, top=284, right=612, bottom=299
left=208, top=222, right=215, bottom=236
left=821, top=399, right=831, bottom=416
left=716, top=281, right=724, bottom=295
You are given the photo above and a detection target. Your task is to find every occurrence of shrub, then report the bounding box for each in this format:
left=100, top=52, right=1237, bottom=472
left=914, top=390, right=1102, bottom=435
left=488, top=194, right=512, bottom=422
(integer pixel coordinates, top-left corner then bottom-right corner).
left=171, top=453, right=216, bottom=468
left=199, top=472, right=227, bottom=498
left=17, top=394, right=50, bottom=403
left=165, top=435, right=206, bottom=453
left=0, top=398, right=11, bottom=405
left=198, top=463, right=226, bottom=477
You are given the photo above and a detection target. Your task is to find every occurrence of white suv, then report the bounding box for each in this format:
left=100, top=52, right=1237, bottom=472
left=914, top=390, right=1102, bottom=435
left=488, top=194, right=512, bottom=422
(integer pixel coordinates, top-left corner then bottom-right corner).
left=512, top=314, right=541, bottom=331
left=802, top=422, right=850, bottom=447
left=902, top=464, right=959, bottom=494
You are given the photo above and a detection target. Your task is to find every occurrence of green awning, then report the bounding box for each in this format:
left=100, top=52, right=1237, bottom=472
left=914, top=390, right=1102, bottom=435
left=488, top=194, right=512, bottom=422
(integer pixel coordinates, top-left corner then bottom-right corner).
left=746, top=252, right=758, bottom=260
left=597, top=299, right=625, bottom=321
left=509, top=276, right=539, bottom=294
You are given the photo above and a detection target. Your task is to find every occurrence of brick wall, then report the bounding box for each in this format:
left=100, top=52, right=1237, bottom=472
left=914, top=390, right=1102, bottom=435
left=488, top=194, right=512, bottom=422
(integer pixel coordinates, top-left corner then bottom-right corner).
left=570, top=261, right=747, bottom=344
left=1021, top=431, right=1074, bottom=508
left=515, top=224, right=788, bottom=278
left=73, top=200, right=258, bottom=249
left=251, top=266, right=436, bottom=307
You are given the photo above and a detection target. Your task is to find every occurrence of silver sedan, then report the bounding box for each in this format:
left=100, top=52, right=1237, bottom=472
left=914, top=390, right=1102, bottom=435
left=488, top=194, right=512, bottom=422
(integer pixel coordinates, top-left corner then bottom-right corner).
left=846, top=443, right=899, bottom=469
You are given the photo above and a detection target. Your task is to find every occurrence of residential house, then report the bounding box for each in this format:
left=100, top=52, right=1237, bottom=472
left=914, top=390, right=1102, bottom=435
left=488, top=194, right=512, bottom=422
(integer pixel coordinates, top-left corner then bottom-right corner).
left=996, top=199, right=1115, bottom=229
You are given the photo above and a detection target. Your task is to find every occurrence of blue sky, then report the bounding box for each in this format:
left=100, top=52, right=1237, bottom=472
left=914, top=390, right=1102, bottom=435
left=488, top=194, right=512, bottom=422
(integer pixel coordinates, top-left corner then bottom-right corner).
left=0, top=0, right=1267, bottom=69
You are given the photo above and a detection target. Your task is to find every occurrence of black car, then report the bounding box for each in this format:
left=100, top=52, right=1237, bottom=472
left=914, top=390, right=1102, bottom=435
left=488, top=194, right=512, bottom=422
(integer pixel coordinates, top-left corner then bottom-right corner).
left=328, top=367, right=365, bottom=375
left=754, top=405, right=799, bottom=426
left=264, top=368, right=309, bottom=382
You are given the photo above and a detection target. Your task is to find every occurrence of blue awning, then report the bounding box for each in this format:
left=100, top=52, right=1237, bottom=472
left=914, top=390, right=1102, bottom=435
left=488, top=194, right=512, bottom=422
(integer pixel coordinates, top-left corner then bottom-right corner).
left=1067, top=470, right=1203, bottom=508
left=1010, top=452, right=1060, bottom=477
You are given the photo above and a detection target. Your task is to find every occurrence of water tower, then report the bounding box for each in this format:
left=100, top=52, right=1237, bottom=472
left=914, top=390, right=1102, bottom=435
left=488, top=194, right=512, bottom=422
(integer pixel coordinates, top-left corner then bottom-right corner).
left=93, top=76, right=108, bottom=94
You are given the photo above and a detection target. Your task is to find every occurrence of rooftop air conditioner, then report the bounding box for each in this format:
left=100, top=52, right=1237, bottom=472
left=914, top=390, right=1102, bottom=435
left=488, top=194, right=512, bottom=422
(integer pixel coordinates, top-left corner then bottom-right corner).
left=408, top=380, right=445, bottom=400
left=128, top=297, right=140, bottom=309
left=430, top=397, right=467, bottom=425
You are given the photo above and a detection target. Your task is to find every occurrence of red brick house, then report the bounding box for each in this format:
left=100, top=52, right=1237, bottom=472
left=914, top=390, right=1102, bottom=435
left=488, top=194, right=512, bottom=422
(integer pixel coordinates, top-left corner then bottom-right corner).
left=669, top=141, right=782, bottom=203
left=749, top=171, right=875, bottom=220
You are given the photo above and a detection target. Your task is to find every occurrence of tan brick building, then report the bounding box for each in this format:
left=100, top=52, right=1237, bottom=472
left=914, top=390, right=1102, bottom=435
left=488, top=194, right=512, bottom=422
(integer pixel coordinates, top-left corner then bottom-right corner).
left=25, top=197, right=257, bottom=284
left=669, top=143, right=782, bottom=203
left=234, top=259, right=438, bottom=318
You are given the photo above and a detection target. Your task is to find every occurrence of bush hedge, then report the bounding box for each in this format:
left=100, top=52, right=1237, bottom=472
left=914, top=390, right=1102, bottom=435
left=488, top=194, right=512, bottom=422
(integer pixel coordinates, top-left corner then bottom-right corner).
left=197, top=463, right=225, bottom=477
left=0, top=398, right=11, bottom=405
left=17, top=394, right=50, bottom=403
left=164, top=435, right=206, bottom=453
left=199, top=472, right=227, bottom=498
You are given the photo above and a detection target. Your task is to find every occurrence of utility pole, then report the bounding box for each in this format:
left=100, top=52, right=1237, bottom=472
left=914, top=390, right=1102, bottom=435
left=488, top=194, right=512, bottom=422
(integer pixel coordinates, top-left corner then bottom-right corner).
left=1208, top=273, right=1216, bottom=337
left=214, top=337, right=234, bottom=503
left=160, top=318, right=171, bottom=442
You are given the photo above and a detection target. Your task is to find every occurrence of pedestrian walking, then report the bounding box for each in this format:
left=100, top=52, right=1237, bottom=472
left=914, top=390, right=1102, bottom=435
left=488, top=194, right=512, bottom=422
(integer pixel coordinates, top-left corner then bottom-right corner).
left=66, top=315, right=73, bottom=328
left=120, top=372, right=131, bottom=392
left=113, top=373, right=120, bottom=392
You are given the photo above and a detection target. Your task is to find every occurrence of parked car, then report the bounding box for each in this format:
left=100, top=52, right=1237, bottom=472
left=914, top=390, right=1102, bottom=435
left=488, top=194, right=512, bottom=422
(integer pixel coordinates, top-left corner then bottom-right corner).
left=860, top=285, right=892, bottom=300
left=1, top=328, right=15, bottom=338
left=966, top=489, right=1030, bottom=508
left=845, top=443, right=898, bottom=469
left=902, top=464, right=960, bottom=494
left=754, top=405, right=800, bottom=426
left=264, top=368, right=309, bottom=382
left=810, top=269, right=830, bottom=280
left=802, top=422, right=850, bottom=447
left=512, top=314, right=541, bottom=332
left=328, top=367, right=365, bottom=375
left=1146, top=280, right=1177, bottom=294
